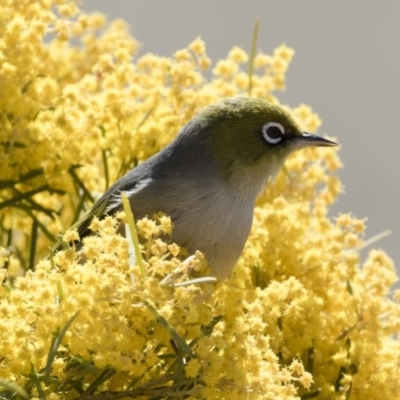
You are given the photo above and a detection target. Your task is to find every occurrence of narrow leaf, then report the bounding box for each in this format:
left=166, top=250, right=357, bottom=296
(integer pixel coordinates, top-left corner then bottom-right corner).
left=136, top=108, right=153, bottom=132
left=29, top=218, right=39, bottom=270
left=175, top=346, right=185, bottom=389
left=57, top=281, right=64, bottom=301
left=248, top=18, right=260, bottom=96
left=0, top=168, right=43, bottom=190
left=122, top=193, right=145, bottom=278
left=346, top=278, right=353, bottom=295
left=83, top=368, right=116, bottom=395
left=358, top=230, right=392, bottom=251
left=170, top=277, right=217, bottom=287
left=141, top=298, right=193, bottom=357
left=48, top=247, right=55, bottom=269
left=99, top=125, right=110, bottom=190
left=72, top=353, right=99, bottom=375
left=101, top=149, right=110, bottom=190
left=125, top=223, right=136, bottom=266
left=1, top=284, right=12, bottom=294
left=30, top=364, right=46, bottom=399
left=25, top=209, right=57, bottom=242
left=69, top=167, right=95, bottom=203
left=17, top=196, right=57, bottom=220
left=71, top=193, right=87, bottom=225
left=45, top=311, right=80, bottom=382
left=57, top=234, right=71, bottom=251
left=301, top=389, right=321, bottom=399
left=0, top=379, right=28, bottom=399
left=0, top=185, right=53, bottom=210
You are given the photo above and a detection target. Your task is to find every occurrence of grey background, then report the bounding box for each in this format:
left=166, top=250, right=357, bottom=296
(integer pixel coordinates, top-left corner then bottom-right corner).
left=82, top=1, right=400, bottom=279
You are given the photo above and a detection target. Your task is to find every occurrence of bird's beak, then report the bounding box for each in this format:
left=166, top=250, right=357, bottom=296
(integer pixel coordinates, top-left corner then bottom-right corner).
left=292, top=132, right=339, bottom=148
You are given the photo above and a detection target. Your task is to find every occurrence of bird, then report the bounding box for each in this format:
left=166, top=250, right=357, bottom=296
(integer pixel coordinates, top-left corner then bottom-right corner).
left=56, top=97, right=338, bottom=279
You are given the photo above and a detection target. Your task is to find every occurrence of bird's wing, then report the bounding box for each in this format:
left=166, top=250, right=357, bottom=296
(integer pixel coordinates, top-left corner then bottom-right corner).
left=52, top=165, right=151, bottom=253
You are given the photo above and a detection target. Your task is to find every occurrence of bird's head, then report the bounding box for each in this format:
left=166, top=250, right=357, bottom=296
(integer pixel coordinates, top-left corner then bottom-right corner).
left=189, top=97, right=338, bottom=198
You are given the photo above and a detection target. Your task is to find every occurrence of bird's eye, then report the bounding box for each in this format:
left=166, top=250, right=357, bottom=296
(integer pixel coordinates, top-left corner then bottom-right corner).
left=262, top=122, right=285, bottom=144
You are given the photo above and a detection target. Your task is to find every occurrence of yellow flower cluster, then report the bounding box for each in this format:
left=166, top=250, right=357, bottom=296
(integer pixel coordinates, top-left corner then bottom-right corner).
left=1, top=1, right=399, bottom=399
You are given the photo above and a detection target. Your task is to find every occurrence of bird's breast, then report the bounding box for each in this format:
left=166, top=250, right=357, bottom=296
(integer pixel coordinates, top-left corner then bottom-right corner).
left=168, top=182, right=255, bottom=279
left=126, top=173, right=256, bottom=279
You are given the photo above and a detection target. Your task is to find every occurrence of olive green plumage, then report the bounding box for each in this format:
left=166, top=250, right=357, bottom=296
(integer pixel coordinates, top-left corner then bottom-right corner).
left=55, top=97, right=337, bottom=279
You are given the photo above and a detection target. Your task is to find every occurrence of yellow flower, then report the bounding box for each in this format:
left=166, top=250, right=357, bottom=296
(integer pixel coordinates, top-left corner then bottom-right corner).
left=137, top=217, right=159, bottom=239
left=57, top=3, right=79, bottom=18
left=174, top=49, right=192, bottom=62
left=157, top=215, right=172, bottom=235
left=212, top=59, right=239, bottom=78
left=62, top=229, right=79, bottom=243
left=254, top=53, right=272, bottom=68
left=189, top=37, right=206, bottom=55
left=274, top=44, right=295, bottom=62
left=228, top=46, right=248, bottom=63
left=0, top=1, right=398, bottom=398
left=199, top=55, right=212, bottom=70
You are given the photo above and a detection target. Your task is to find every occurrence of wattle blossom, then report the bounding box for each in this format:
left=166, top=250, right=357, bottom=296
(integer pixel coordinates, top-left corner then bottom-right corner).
left=0, top=1, right=399, bottom=399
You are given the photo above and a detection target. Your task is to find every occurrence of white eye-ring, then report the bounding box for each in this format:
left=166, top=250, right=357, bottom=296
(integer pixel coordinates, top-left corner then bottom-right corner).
left=262, top=122, right=285, bottom=144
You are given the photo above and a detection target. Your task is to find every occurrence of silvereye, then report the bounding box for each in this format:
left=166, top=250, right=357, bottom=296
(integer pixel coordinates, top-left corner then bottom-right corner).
left=58, top=97, right=338, bottom=279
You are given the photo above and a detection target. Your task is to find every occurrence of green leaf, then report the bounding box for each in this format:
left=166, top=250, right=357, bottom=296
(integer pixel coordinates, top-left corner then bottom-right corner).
left=72, top=353, right=99, bottom=375
left=346, top=278, right=353, bottom=295
left=16, top=195, right=57, bottom=220
left=248, top=18, right=260, bottom=96
left=186, top=316, right=222, bottom=351
left=358, top=230, right=392, bottom=251
left=56, top=281, right=64, bottom=301
left=141, top=298, right=193, bottom=358
left=30, top=364, right=46, bottom=399
left=0, top=168, right=43, bottom=190
left=71, top=193, right=87, bottom=225
left=0, top=185, right=64, bottom=211
left=44, top=311, right=81, bottom=383
left=0, top=379, right=29, bottom=399
left=175, top=345, right=185, bottom=389
left=122, top=193, right=146, bottom=278
left=170, top=277, right=217, bottom=287
left=55, top=234, right=71, bottom=251
left=117, top=109, right=152, bottom=178
left=300, top=389, right=321, bottom=399
left=68, top=167, right=95, bottom=203
left=306, top=346, right=315, bottom=373
left=99, top=126, right=110, bottom=190
left=25, top=208, right=57, bottom=242
left=29, top=218, right=39, bottom=270
left=1, top=284, right=12, bottom=294
left=83, top=368, right=116, bottom=395
left=48, top=247, right=55, bottom=269
left=125, top=223, right=136, bottom=267
left=101, top=149, right=110, bottom=191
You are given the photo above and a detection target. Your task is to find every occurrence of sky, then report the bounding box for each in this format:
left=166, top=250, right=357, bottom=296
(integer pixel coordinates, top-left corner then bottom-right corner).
left=82, top=0, right=400, bottom=281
